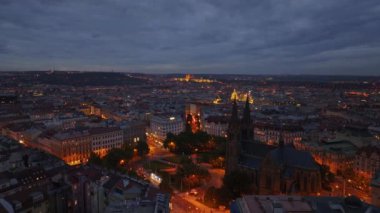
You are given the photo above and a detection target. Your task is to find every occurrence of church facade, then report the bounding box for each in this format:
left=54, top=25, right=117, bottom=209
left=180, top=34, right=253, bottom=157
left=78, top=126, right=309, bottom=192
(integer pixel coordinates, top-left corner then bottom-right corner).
left=225, top=97, right=321, bottom=195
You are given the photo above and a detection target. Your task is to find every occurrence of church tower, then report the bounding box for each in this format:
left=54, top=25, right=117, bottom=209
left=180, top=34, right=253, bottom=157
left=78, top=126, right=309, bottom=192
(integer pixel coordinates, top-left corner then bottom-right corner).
left=240, top=94, right=254, bottom=143
left=226, top=98, right=240, bottom=175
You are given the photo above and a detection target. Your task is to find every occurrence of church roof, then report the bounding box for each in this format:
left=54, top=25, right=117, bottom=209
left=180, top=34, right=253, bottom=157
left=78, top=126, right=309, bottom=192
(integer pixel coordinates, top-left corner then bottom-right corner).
left=240, top=156, right=262, bottom=170
left=268, top=145, right=319, bottom=170
left=242, top=142, right=275, bottom=158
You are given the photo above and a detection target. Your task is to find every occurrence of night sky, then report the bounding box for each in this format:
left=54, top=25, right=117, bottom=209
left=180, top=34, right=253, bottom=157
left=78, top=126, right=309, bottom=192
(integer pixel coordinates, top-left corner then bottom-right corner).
left=0, top=0, right=380, bottom=75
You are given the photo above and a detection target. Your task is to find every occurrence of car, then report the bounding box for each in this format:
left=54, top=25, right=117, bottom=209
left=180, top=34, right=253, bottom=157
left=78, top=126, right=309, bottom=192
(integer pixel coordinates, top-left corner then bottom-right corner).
left=190, top=189, right=198, bottom=196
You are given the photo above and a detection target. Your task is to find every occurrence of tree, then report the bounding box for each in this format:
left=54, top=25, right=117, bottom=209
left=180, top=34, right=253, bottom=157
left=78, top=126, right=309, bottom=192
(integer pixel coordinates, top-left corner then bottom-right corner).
left=163, top=129, right=214, bottom=154
left=213, top=136, right=227, bottom=156
left=185, top=114, right=193, bottom=133
left=122, top=143, right=135, bottom=159
left=136, top=140, right=150, bottom=157
left=175, top=156, right=210, bottom=190
left=88, top=152, right=102, bottom=165
left=163, top=132, right=176, bottom=149
left=103, top=148, right=133, bottom=169
left=193, top=131, right=211, bottom=150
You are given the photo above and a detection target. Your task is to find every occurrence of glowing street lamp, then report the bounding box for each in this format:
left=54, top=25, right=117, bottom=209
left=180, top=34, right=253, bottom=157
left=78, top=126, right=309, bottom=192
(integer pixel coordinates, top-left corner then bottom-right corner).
left=119, top=159, right=125, bottom=165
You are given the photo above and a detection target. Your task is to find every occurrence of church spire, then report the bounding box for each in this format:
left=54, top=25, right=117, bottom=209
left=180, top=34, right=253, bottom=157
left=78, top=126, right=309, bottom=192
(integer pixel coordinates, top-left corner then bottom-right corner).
left=226, top=98, right=240, bottom=175
left=279, top=132, right=284, bottom=148
left=227, top=97, right=240, bottom=138
left=229, top=98, right=239, bottom=126
left=242, top=93, right=251, bottom=124
left=279, top=124, right=284, bottom=148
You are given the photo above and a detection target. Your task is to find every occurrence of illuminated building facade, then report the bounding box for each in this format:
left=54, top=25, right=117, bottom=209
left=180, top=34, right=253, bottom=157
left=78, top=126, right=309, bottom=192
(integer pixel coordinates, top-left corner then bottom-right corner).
left=90, top=127, right=124, bottom=157
left=212, top=95, right=222, bottom=104
left=202, top=116, right=229, bottom=137
left=150, top=115, right=184, bottom=142
left=38, top=130, right=92, bottom=165
left=254, top=122, right=303, bottom=146
left=354, top=146, right=380, bottom=179
left=37, top=127, right=123, bottom=165
left=301, top=140, right=356, bottom=174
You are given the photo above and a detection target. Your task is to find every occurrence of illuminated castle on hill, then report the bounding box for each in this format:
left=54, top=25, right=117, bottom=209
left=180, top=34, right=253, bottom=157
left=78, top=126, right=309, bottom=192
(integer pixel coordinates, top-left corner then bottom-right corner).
left=173, top=74, right=216, bottom=83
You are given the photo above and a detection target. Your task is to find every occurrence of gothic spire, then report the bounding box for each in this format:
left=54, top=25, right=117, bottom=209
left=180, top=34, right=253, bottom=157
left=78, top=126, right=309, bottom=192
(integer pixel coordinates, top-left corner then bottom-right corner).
left=242, top=93, right=251, bottom=124
left=226, top=97, right=240, bottom=175
left=279, top=125, right=284, bottom=148
left=229, top=98, right=239, bottom=126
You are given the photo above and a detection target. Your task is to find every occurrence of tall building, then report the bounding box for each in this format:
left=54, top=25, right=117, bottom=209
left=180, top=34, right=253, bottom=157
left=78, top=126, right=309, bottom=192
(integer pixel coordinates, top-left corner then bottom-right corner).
left=225, top=95, right=321, bottom=195
left=185, top=103, right=201, bottom=132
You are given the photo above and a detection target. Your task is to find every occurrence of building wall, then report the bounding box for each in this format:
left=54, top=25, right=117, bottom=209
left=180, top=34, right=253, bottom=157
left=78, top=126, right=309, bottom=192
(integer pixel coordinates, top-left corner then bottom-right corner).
left=354, top=150, right=380, bottom=179
left=37, top=128, right=124, bottom=165
left=38, top=136, right=92, bottom=166
left=254, top=127, right=303, bottom=146
left=91, top=130, right=124, bottom=157
left=122, top=122, right=146, bottom=146
left=150, top=116, right=184, bottom=142
left=203, top=121, right=228, bottom=137
left=313, top=151, right=353, bottom=174
left=61, top=137, right=92, bottom=165
left=371, top=185, right=380, bottom=208
left=258, top=158, right=321, bottom=195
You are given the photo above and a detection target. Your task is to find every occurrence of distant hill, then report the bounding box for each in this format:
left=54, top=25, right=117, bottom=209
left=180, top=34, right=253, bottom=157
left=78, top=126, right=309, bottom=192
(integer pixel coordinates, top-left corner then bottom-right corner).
left=0, top=71, right=148, bottom=86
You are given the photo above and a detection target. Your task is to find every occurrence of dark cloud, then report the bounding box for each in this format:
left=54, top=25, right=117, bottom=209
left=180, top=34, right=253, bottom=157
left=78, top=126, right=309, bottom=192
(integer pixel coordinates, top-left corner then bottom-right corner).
left=0, top=0, right=379, bottom=75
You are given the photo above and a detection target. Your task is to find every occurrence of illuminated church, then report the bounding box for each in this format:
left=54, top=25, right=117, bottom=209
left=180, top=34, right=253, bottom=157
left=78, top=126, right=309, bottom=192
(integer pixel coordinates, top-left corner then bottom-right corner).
left=230, top=89, right=254, bottom=104
left=225, top=96, right=321, bottom=195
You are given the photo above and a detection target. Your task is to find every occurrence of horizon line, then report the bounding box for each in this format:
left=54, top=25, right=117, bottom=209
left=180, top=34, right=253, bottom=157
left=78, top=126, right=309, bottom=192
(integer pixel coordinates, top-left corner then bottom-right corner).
left=0, top=70, right=380, bottom=77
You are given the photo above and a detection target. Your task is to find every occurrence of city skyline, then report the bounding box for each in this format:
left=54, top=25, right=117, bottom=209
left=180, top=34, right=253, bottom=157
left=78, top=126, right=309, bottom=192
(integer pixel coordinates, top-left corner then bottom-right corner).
left=0, top=71, right=379, bottom=212
left=1, top=0, right=380, bottom=75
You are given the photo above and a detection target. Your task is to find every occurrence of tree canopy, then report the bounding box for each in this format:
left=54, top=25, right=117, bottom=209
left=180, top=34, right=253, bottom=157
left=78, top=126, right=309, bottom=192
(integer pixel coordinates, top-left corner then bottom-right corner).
left=136, top=140, right=150, bottom=157
left=163, top=130, right=212, bottom=154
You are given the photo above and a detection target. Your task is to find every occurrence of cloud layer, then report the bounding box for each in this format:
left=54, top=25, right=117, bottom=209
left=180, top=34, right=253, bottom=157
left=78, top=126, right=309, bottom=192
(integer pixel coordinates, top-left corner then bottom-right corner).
left=0, top=0, right=379, bottom=75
